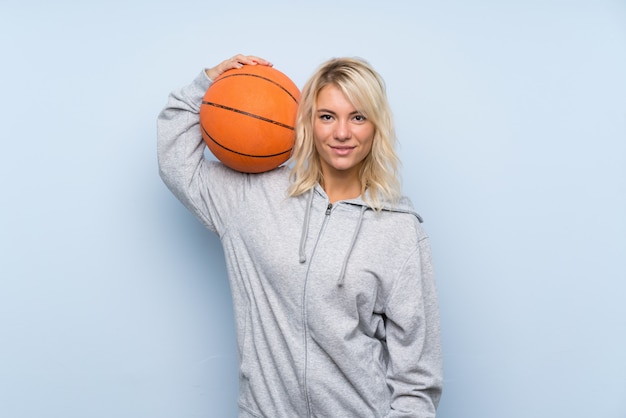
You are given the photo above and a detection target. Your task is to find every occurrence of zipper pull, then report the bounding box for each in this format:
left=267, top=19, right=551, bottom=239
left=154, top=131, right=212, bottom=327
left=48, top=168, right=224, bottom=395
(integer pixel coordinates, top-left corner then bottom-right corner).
left=325, top=203, right=332, bottom=215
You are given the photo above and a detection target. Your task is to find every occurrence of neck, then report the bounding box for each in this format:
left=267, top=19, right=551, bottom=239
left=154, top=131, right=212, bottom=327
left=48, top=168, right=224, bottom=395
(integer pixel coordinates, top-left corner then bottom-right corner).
left=321, top=171, right=362, bottom=204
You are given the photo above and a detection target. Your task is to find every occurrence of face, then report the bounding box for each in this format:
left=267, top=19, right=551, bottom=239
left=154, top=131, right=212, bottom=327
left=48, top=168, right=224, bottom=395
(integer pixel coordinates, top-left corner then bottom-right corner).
left=313, top=84, right=375, bottom=180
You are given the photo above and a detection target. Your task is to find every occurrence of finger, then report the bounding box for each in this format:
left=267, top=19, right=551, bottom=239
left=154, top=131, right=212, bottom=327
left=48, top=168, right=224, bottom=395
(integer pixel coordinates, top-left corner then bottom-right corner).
left=232, top=54, right=273, bottom=67
left=250, top=56, right=273, bottom=67
left=207, top=54, right=273, bottom=80
left=225, top=57, right=244, bottom=69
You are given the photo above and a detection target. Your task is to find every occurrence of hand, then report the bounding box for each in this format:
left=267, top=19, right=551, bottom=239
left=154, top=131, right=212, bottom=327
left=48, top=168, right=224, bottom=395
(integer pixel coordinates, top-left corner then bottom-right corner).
left=205, top=54, right=273, bottom=80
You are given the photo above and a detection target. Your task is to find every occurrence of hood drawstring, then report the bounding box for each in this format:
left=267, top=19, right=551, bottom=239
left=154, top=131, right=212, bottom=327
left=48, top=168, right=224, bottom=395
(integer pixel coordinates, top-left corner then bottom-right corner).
left=298, top=189, right=315, bottom=264
left=298, top=188, right=367, bottom=287
left=337, top=205, right=366, bottom=287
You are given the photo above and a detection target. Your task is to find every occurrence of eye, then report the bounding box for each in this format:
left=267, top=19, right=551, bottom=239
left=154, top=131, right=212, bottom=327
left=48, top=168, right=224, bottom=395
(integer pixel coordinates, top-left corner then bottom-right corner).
left=353, top=114, right=367, bottom=122
left=319, top=113, right=333, bottom=121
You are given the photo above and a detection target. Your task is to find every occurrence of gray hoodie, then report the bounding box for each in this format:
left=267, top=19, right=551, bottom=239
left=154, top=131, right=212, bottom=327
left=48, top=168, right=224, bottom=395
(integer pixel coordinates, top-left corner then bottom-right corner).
left=157, top=71, right=443, bottom=417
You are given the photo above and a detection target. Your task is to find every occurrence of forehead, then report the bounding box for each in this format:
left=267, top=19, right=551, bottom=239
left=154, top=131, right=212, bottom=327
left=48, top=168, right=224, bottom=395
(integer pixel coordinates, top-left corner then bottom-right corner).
left=316, top=84, right=358, bottom=111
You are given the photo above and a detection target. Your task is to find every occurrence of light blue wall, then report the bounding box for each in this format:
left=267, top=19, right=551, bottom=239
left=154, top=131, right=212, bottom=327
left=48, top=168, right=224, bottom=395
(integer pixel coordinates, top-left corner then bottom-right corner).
left=1, top=1, right=624, bottom=417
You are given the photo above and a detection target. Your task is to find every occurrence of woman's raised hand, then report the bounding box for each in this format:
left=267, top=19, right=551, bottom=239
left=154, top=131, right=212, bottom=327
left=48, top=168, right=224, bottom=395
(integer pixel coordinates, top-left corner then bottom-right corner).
left=205, top=54, right=273, bottom=80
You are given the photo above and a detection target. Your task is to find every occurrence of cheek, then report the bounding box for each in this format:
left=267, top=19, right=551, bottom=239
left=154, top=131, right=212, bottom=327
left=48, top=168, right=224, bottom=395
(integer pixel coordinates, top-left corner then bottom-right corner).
left=312, top=121, right=321, bottom=139
left=312, top=132, right=325, bottom=155
left=359, top=127, right=375, bottom=150
left=313, top=121, right=327, bottom=138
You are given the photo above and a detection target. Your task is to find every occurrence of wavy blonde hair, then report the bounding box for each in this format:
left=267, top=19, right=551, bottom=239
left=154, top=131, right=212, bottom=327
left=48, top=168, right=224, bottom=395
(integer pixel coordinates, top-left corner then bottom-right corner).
left=288, top=57, right=401, bottom=210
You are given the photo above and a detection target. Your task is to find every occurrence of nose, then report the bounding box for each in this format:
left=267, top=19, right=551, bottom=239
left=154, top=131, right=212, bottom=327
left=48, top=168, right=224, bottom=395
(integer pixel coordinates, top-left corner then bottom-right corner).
left=333, top=120, right=351, bottom=141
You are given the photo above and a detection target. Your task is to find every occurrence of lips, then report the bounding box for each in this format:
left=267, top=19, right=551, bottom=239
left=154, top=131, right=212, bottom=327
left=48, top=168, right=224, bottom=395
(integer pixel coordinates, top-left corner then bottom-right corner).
left=330, top=145, right=356, bottom=156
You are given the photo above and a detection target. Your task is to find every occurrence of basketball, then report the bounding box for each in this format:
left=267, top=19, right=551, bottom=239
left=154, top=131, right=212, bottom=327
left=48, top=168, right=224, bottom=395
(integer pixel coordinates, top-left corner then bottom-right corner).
left=199, top=65, right=300, bottom=173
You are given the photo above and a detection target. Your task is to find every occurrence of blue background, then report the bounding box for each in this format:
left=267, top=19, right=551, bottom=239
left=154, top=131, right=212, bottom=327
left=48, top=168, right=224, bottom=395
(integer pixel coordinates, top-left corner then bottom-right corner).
left=1, top=1, right=625, bottom=417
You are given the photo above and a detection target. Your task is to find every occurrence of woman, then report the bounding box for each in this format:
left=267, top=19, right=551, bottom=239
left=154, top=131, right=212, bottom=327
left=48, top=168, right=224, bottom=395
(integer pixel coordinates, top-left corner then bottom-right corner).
left=158, top=54, right=443, bottom=417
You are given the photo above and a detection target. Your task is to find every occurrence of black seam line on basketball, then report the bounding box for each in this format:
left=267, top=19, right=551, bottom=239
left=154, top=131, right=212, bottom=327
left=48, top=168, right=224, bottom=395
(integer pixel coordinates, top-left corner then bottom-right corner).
left=202, top=101, right=295, bottom=131
left=212, top=73, right=299, bottom=103
left=202, top=126, right=292, bottom=158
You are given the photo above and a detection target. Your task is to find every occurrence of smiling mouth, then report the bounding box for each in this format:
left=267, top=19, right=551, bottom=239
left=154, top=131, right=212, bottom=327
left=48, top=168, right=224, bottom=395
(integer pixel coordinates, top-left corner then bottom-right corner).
left=330, top=145, right=356, bottom=156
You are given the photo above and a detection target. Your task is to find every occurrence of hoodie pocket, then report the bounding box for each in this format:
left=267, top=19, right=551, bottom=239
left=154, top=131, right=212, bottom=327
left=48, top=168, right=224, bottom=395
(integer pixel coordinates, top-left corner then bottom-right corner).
left=239, top=306, right=252, bottom=379
left=238, top=308, right=266, bottom=417
left=372, top=340, right=391, bottom=409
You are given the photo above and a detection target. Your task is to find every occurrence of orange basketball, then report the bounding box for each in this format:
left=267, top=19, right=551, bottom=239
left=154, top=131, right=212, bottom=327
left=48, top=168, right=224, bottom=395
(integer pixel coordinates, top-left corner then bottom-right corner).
left=199, top=65, right=300, bottom=173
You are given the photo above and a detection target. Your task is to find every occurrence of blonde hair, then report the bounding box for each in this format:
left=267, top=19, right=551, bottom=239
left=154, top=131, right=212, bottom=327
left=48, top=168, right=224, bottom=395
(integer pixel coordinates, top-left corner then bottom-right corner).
left=288, top=57, right=401, bottom=210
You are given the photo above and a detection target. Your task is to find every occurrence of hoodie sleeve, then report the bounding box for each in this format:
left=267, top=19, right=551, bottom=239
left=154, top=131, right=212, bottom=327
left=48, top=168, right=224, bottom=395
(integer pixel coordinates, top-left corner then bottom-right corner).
left=383, top=236, right=443, bottom=418
left=157, top=71, right=246, bottom=235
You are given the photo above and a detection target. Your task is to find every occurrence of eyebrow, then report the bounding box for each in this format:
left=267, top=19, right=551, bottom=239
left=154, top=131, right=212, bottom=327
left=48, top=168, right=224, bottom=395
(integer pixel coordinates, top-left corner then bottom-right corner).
left=316, top=108, right=362, bottom=116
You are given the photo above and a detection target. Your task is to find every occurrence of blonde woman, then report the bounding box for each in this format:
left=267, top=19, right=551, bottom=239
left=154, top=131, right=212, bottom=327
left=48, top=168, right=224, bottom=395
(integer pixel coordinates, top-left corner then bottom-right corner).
left=158, top=54, right=443, bottom=417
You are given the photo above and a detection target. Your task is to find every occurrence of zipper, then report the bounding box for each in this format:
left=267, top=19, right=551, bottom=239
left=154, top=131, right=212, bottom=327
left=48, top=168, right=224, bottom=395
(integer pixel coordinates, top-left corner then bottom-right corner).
left=302, top=200, right=333, bottom=417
